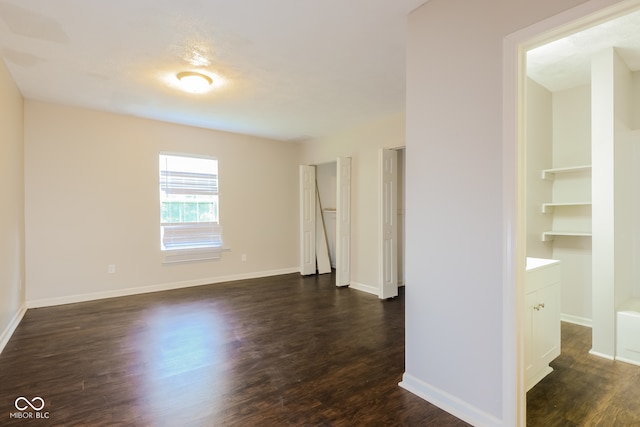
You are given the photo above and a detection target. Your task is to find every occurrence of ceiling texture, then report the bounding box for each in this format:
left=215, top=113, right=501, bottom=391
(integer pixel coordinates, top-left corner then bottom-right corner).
left=0, top=0, right=427, bottom=142
left=527, top=8, right=640, bottom=92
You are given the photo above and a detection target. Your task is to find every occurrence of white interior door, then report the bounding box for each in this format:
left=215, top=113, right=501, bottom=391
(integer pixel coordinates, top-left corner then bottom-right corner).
left=379, top=149, right=398, bottom=299
left=336, top=157, right=351, bottom=286
left=300, top=165, right=316, bottom=275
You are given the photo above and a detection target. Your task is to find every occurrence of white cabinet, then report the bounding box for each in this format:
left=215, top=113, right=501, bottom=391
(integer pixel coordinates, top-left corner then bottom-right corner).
left=540, top=165, right=592, bottom=241
left=525, top=258, right=561, bottom=391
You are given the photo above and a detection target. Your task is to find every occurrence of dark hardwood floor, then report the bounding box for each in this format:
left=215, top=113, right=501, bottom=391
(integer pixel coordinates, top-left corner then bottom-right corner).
left=527, top=322, right=640, bottom=426
left=0, top=273, right=469, bottom=426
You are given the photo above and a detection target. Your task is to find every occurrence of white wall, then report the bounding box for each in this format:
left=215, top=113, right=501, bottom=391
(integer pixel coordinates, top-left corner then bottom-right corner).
left=632, top=72, right=640, bottom=129
left=551, top=85, right=593, bottom=324
left=316, top=162, right=337, bottom=210
left=404, top=0, right=599, bottom=425
left=633, top=73, right=640, bottom=296
left=526, top=78, right=553, bottom=259
left=553, top=85, right=592, bottom=168
left=24, top=101, right=301, bottom=306
left=0, top=58, right=25, bottom=351
left=612, top=49, right=634, bottom=310
left=316, top=161, right=337, bottom=267
left=591, top=48, right=634, bottom=356
left=299, top=112, right=405, bottom=293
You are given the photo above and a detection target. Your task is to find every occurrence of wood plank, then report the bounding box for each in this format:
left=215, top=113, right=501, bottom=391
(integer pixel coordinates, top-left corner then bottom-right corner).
left=527, top=321, right=640, bottom=426
left=0, top=273, right=468, bottom=426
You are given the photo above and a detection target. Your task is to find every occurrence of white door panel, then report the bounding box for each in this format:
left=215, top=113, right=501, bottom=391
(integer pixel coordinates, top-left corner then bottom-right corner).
left=379, top=149, right=398, bottom=298
left=300, top=165, right=316, bottom=275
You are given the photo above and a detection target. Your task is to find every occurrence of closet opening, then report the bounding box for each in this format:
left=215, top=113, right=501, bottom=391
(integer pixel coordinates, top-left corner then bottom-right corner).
left=299, top=158, right=351, bottom=287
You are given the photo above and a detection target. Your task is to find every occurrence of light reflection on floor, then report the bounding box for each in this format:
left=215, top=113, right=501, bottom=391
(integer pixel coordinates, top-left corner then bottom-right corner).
left=137, top=304, right=230, bottom=422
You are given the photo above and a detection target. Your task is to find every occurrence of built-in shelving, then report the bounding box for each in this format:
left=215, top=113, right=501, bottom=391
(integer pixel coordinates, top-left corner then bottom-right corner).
left=541, top=165, right=592, bottom=180
left=542, top=231, right=592, bottom=242
left=541, top=202, right=592, bottom=214
left=541, top=164, right=592, bottom=242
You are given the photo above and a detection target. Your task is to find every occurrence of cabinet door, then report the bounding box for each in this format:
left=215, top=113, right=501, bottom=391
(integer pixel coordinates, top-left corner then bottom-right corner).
left=537, top=283, right=561, bottom=364
left=524, top=290, right=538, bottom=381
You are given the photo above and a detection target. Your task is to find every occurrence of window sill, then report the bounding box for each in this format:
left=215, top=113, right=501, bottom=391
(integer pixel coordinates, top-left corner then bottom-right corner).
left=162, top=247, right=230, bottom=264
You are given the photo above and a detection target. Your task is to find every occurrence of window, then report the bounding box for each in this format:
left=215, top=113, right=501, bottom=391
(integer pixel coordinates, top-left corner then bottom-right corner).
left=159, top=153, right=222, bottom=262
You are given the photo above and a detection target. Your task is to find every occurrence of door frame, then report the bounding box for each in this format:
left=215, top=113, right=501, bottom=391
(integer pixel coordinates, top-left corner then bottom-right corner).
left=299, top=158, right=351, bottom=286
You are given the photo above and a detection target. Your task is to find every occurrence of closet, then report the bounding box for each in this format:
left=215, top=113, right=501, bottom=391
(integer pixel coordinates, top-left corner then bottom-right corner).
left=299, top=158, right=351, bottom=287
left=316, top=162, right=337, bottom=269
left=527, top=42, right=640, bottom=363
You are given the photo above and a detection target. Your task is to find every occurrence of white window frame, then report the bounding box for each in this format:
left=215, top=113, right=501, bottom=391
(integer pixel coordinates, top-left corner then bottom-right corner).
left=159, top=152, right=222, bottom=263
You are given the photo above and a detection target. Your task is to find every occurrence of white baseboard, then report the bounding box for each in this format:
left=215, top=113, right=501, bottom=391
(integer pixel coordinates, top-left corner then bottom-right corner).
left=615, top=356, right=640, bottom=367
left=26, top=267, right=299, bottom=309
left=349, top=281, right=378, bottom=296
left=0, top=304, right=27, bottom=355
left=399, top=373, right=503, bottom=427
left=589, top=349, right=615, bottom=360
left=561, top=313, right=592, bottom=327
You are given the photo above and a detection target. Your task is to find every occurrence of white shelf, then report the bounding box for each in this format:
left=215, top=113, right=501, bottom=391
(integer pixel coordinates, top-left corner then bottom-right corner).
left=542, top=231, right=592, bottom=242
left=539, top=164, right=592, bottom=243
left=541, top=165, right=591, bottom=180
left=541, top=202, right=592, bottom=213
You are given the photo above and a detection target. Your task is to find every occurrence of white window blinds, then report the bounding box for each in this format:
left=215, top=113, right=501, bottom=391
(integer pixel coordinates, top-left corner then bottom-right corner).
left=159, top=154, right=222, bottom=262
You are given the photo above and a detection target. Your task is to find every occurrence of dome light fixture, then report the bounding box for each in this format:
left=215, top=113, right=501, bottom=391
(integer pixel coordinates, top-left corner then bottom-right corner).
left=176, top=71, right=213, bottom=93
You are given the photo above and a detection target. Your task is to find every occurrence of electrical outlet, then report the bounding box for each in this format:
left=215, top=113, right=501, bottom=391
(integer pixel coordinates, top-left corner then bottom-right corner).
left=241, top=254, right=247, bottom=262
left=108, top=264, right=116, bottom=274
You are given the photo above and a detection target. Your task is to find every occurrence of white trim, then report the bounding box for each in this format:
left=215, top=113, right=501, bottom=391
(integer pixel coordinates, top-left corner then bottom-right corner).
left=589, top=349, right=616, bottom=360
left=348, top=281, right=378, bottom=296
left=502, top=27, right=523, bottom=427
left=26, top=267, right=298, bottom=308
left=0, top=305, right=27, bottom=355
left=615, top=356, right=640, bottom=367
left=399, top=374, right=503, bottom=427
left=561, top=313, right=593, bottom=327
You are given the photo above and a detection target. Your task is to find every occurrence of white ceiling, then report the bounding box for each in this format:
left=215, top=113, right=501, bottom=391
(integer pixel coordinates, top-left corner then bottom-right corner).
left=0, top=0, right=428, bottom=142
left=527, top=8, right=640, bottom=92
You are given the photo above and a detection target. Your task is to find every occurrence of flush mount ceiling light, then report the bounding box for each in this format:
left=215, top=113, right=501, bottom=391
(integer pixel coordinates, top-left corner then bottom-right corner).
left=176, top=71, right=213, bottom=93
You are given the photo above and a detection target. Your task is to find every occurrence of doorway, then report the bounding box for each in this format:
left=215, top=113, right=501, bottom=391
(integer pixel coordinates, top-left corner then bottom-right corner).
left=509, top=0, right=640, bottom=422
left=524, top=0, right=640, bottom=360
left=299, top=158, right=351, bottom=287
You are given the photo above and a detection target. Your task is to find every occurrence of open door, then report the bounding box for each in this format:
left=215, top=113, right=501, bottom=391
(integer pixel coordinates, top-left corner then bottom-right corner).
left=379, top=149, right=398, bottom=299
left=299, top=165, right=316, bottom=275
left=336, top=157, right=351, bottom=286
